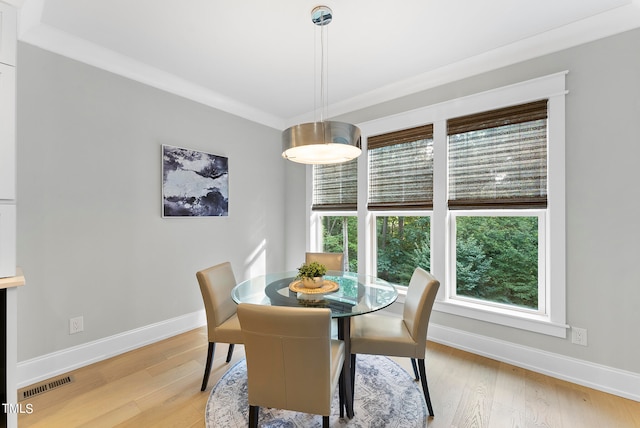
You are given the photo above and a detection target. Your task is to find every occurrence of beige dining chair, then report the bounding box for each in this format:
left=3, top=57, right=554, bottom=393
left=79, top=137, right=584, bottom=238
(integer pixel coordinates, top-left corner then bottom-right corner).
left=237, top=303, right=347, bottom=428
left=196, top=261, right=244, bottom=391
left=305, top=252, right=344, bottom=271
left=350, top=267, right=440, bottom=416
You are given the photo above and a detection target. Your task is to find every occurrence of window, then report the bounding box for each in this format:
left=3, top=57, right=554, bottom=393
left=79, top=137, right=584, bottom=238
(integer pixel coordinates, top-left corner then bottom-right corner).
left=368, top=126, right=433, bottom=285
left=313, top=159, right=357, bottom=210
left=375, top=215, right=430, bottom=285
left=312, top=160, right=358, bottom=271
left=368, top=125, right=434, bottom=210
left=447, top=100, right=548, bottom=209
left=310, top=72, right=567, bottom=337
left=315, top=214, right=357, bottom=272
left=447, top=100, right=547, bottom=314
left=451, top=211, right=544, bottom=313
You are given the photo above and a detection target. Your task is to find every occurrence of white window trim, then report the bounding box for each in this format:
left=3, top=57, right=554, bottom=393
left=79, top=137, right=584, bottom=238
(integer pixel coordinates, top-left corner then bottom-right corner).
left=355, top=71, right=568, bottom=338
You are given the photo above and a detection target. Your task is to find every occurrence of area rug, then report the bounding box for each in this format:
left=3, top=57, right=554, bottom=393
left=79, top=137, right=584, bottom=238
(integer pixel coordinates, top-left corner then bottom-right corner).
left=205, top=354, right=427, bottom=427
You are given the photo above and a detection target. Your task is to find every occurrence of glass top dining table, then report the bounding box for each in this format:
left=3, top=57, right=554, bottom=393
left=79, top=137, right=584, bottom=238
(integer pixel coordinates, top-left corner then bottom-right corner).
left=231, top=270, right=397, bottom=419
left=231, top=270, right=398, bottom=318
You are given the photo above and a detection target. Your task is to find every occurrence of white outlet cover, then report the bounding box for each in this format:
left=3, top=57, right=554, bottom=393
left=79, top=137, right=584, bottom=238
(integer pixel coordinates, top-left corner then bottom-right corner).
left=69, top=316, right=84, bottom=334
left=571, top=327, right=587, bottom=346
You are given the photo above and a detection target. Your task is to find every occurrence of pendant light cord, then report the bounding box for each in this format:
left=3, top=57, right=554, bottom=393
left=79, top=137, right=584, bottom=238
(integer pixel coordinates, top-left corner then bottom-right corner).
left=320, top=15, right=328, bottom=123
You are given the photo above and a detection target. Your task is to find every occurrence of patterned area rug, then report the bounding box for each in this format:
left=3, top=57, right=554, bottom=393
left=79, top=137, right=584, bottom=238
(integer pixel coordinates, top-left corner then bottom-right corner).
left=205, top=354, right=427, bottom=427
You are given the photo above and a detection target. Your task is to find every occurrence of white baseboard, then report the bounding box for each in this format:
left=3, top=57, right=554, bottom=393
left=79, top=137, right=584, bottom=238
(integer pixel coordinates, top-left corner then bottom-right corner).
left=428, top=323, right=640, bottom=402
left=17, top=310, right=206, bottom=388
left=16, top=310, right=640, bottom=403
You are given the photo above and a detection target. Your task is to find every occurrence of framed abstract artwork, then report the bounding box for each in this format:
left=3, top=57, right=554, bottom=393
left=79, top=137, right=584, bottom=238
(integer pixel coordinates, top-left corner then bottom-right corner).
left=162, top=145, right=229, bottom=217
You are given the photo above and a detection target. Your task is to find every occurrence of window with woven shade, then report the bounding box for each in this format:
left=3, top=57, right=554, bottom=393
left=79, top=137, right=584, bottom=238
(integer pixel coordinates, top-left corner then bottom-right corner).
left=447, top=100, right=548, bottom=209
left=308, top=72, right=567, bottom=337
left=368, top=124, right=434, bottom=210
left=312, top=159, right=357, bottom=210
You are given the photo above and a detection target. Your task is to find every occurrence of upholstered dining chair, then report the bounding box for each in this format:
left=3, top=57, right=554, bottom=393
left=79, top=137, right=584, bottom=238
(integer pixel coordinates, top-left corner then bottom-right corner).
left=350, top=267, right=440, bottom=416
left=305, top=252, right=344, bottom=271
left=196, top=261, right=244, bottom=391
left=237, top=303, right=347, bottom=428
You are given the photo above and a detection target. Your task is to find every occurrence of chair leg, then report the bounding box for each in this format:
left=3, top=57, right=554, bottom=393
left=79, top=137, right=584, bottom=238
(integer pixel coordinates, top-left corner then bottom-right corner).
left=411, top=358, right=419, bottom=381
left=339, top=368, right=344, bottom=418
left=226, top=344, right=235, bottom=362
left=200, top=342, right=216, bottom=391
left=249, top=405, right=259, bottom=428
left=322, top=415, right=329, bottom=428
left=350, top=354, right=357, bottom=403
left=417, top=358, right=434, bottom=417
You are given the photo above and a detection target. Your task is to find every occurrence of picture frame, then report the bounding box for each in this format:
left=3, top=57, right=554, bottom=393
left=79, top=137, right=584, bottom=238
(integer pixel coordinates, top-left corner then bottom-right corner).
left=162, top=145, right=228, bottom=217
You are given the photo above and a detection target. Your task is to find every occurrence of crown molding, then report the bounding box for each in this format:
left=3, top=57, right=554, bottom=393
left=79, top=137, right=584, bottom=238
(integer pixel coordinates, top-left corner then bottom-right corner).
left=18, top=23, right=285, bottom=130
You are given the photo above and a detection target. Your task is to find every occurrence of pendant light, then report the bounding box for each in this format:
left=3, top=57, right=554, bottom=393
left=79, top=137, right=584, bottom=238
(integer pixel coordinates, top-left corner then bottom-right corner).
left=282, top=6, right=362, bottom=165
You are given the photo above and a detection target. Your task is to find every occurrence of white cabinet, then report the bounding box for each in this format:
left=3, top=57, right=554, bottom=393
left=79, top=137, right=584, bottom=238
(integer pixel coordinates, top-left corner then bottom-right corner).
left=0, top=1, right=16, bottom=281
left=0, top=1, right=17, bottom=200
left=0, top=62, right=16, bottom=201
left=0, top=2, right=17, bottom=66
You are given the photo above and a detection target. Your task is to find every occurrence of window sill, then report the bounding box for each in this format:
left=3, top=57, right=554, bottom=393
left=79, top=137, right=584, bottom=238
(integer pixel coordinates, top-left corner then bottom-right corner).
left=392, top=285, right=567, bottom=337
left=432, top=298, right=568, bottom=338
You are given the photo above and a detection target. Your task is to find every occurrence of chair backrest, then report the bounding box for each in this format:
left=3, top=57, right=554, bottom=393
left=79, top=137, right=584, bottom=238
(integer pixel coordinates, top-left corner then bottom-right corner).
left=196, top=262, right=238, bottom=330
left=403, top=267, right=440, bottom=354
left=237, top=303, right=335, bottom=415
left=305, top=252, right=344, bottom=271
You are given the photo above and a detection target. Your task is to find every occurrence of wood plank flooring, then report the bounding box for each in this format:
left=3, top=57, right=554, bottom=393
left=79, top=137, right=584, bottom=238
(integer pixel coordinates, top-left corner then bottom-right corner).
left=17, top=327, right=640, bottom=427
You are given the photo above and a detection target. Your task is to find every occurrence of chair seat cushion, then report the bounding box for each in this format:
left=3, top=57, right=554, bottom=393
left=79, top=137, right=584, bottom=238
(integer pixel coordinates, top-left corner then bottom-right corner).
left=350, top=313, right=420, bottom=358
left=212, top=313, right=244, bottom=343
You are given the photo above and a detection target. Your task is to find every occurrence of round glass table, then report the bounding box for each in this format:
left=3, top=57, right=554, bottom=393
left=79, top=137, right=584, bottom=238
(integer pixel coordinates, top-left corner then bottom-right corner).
left=231, top=270, right=397, bottom=419
left=231, top=270, right=397, bottom=316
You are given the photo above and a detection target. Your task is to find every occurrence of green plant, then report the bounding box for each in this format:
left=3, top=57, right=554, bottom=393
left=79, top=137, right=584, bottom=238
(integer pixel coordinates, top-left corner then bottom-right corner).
left=296, top=261, right=327, bottom=279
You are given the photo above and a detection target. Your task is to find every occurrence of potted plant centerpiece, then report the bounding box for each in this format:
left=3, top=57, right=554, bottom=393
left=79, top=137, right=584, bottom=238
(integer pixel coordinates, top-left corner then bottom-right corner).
left=296, top=261, right=327, bottom=289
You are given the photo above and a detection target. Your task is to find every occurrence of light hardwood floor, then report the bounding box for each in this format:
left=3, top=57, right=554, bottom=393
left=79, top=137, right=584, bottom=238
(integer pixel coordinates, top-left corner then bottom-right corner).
left=18, top=327, right=640, bottom=427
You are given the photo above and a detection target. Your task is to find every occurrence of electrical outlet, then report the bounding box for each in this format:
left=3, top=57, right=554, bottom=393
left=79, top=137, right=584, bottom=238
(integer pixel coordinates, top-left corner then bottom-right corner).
left=69, top=316, right=84, bottom=334
left=571, top=327, right=587, bottom=346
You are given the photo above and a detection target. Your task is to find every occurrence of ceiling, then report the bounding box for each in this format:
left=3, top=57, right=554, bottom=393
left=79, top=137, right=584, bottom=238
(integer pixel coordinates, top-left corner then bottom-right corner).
left=14, top=0, right=640, bottom=130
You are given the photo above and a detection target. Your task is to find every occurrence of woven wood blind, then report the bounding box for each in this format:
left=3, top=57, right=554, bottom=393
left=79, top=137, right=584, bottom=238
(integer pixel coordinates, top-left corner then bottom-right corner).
left=368, top=124, right=434, bottom=210
left=447, top=100, right=548, bottom=209
left=312, top=159, right=358, bottom=210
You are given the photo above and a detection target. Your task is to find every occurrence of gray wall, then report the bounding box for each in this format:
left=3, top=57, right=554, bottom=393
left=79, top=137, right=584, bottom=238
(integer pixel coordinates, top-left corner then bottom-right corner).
left=283, top=162, right=308, bottom=270
left=16, top=43, right=284, bottom=361
left=327, top=28, right=638, bottom=374
left=15, top=26, right=640, bottom=377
